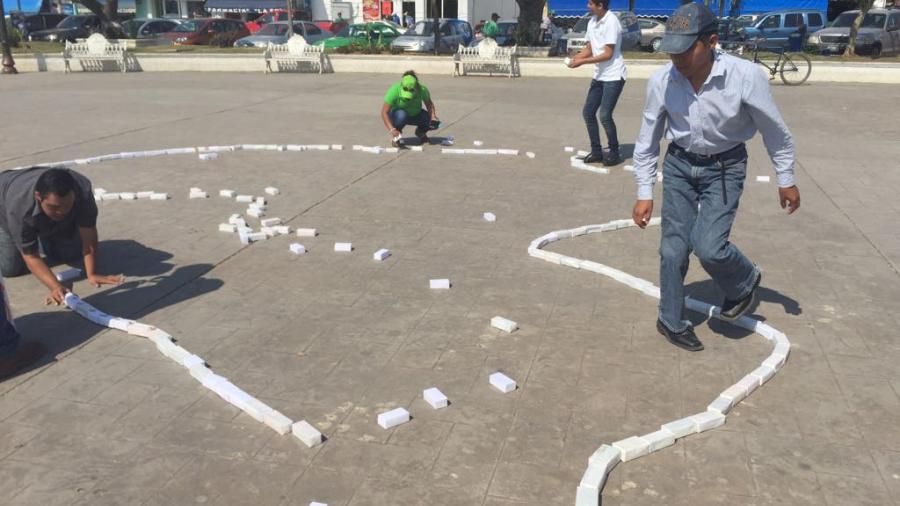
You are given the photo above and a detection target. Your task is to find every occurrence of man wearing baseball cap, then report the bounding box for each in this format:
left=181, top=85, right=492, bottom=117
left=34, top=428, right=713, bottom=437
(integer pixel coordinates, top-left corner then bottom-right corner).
left=381, top=71, right=440, bottom=147
left=630, top=3, right=801, bottom=351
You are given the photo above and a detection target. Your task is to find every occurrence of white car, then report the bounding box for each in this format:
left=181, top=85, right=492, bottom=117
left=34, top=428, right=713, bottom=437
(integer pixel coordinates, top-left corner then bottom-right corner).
left=234, top=21, right=332, bottom=48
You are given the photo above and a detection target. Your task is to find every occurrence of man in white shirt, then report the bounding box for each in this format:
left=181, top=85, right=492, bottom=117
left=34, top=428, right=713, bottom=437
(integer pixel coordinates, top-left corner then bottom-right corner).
left=567, top=0, right=626, bottom=166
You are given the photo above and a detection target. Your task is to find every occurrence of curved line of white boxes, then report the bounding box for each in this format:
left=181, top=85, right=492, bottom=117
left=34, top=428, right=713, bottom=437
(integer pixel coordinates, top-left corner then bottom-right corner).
left=527, top=218, right=791, bottom=506
left=61, top=293, right=324, bottom=449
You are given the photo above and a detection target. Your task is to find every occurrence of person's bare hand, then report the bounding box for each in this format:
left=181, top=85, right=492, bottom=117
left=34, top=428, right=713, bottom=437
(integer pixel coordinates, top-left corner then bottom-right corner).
left=390, top=128, right=401, bottom=140
left=87, top=274, right=123, bottom=288
left=632, top=200, right=654, bottom=229
left=778, top=185, right=800, bottom=214
left=44, top=285, right=68, bottom=306
left=567, top=57, right=583, bottom=68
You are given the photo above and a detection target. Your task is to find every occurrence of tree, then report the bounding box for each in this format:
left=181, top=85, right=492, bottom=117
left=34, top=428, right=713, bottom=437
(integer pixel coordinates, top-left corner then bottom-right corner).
left=844, top=0, right=875, bottom=56
left=75, top=0, right=125, bottom=38
left=515, top=0, right=545, bottom=46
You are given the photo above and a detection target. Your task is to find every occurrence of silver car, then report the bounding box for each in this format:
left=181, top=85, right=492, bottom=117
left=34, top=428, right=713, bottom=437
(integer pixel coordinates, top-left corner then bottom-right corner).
left=391, top=18, right=474, bottom=53
left=558, top=11, right=641, bottom=56
left=638, top=18, right=665, bottom=52
left=808, top=8, right=900, bottom=57
left=234, top=21, right=332, bottom=48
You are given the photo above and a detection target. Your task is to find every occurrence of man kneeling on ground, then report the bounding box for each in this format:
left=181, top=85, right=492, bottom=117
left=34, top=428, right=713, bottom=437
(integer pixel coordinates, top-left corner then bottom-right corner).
left=381, top=70, right=440, bottom=147
left=0, top=166, right=122, bottom=377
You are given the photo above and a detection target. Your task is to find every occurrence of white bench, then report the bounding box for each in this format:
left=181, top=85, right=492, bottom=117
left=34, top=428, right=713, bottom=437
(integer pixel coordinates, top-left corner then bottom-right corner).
left=63, top=33, right=128, bottom=73
left=454, top=38, right=518, bottom=78
left=264, top=34, right=326, bottom=74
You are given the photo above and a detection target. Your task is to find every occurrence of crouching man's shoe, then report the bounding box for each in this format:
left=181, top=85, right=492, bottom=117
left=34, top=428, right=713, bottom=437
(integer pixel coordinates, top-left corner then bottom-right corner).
left=657, top=320, right=704, bottom=352
left=720, top=271, right=762, bottom=321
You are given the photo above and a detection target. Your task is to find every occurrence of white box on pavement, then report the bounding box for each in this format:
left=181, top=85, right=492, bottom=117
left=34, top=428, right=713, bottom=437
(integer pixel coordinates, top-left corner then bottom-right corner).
left=490, top=316, right=518, bottom=333
left=423, top=387, right=448, bottom=409
left=334, top=242, right=352, bottom=252
left=489, top=372, right=516, bottom=393
left=373, top=248, right=391, bottom=261
left=377, top=407, right=410, bottom=429
left=292, top=420, right=324, bottom=447
left=429, top=278, right=450, bottom=289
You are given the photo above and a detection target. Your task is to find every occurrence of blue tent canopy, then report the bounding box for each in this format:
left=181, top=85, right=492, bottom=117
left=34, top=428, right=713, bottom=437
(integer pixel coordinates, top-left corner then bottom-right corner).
left=548, top=0, right=827, bottom=18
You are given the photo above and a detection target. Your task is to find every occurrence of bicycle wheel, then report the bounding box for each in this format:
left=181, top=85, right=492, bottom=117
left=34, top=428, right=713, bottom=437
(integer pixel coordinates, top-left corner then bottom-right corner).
left=779, top=52, right=811, bottom=85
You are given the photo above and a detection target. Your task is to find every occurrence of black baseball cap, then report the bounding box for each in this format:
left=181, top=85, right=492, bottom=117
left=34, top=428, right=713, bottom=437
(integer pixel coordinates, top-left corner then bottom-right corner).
left=659, top=3, right=718, bottom=54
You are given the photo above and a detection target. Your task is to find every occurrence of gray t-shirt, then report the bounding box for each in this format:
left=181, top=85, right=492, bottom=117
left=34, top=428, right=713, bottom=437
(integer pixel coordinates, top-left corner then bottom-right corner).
left=0, top=167, right=97, bottom=255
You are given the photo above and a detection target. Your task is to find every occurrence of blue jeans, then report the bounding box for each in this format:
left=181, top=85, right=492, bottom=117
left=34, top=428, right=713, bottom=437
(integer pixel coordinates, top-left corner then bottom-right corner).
left=389, top=108, right=430, bottom=134
left=658, top=145, right=759, bottom=333
left=0, top=281, right=21, bottom=356
left=582, top=78, right=625, bottom=156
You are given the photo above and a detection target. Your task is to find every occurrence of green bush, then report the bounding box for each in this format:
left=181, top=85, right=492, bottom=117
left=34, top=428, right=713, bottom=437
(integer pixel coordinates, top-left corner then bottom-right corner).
left=4, top=21, right=22, bottom=48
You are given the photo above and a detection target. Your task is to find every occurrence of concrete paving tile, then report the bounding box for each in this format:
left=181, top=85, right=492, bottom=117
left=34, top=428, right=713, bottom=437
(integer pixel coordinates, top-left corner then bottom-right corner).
left=281, top=466, right=359, bottom=506
left=487, top=462, right=577, bottom=505
left=816, top=471, right=894, bottom=506
left=682, top=430, right=755, bottom=497
left=157, top=454, right=304, bottom=505
left=870, top=449, right=900, bottom=502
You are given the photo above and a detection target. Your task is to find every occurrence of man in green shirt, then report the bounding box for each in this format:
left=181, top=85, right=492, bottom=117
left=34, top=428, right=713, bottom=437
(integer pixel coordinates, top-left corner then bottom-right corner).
left=381, top=71, right=440, bottom=147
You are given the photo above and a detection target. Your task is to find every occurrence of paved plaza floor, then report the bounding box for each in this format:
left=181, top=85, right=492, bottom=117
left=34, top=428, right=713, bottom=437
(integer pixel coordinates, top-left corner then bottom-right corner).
left=1, top=72, right=899, bottom=506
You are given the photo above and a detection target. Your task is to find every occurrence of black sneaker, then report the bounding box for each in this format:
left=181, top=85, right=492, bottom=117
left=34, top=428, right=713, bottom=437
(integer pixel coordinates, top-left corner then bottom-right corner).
left=414, top=128, right=429, bottom=144
left=720, top=271, right=762, bottom=321
left=580, top=152, right=603, bottom=164
left=602, top=150, right=622, bottom=166
left=656, top=320, right=704, bottom=352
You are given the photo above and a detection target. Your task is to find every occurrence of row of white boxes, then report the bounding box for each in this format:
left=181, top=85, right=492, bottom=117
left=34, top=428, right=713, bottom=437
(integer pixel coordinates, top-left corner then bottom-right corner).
left=7, top=140, right=545, bottom=175
left=62, top=292, right=325, bottom=448
left=93, top=188, right=168, bottom=201
left=527, top=218, right=791, bottom=506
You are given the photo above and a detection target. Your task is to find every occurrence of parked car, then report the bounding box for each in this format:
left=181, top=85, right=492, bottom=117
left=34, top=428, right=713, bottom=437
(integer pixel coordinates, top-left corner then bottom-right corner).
left=738, top=9, right=826, bottom=48
left=160, top=18, right=250, bottom=46
left=234, top=21, right=331, bottom=47
left=244, top=10, right=307, bottom=34
left=28, top=14, right=101, bottom=42
left=558, top=11, right=641, bottom=56
left=808, top=9, right=900, bottom=56
left=313, top=19, right=348, bottom=34
left=314, top=22, right=400, bottom=50
left=120, top=18, right=181, bottom=39
left=638, top=18, right=665, bottom=52
left=11, top=12, right=67, bottom=40
left=391, top=18, right=473, bottom=53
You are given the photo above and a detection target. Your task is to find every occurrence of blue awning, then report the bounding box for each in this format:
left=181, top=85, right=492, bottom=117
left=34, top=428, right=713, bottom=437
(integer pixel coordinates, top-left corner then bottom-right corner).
left=548, top=0, right=827, bottom=18
left=205, top=0, right=288, bottom=12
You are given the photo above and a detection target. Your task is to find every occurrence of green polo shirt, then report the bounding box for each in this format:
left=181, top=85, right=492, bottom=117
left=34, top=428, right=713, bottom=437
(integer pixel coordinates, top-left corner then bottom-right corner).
left=384, top=82, right=431, bottom=116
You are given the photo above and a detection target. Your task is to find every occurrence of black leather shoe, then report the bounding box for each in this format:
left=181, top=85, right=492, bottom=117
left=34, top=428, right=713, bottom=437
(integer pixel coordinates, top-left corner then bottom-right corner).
left=720, top=271, right=762, bottom=321
left=656, top=320, right=704, bottom=352
left=602, top=150, right=623, bottom=166
left=581, top=152, right=603, bottom=164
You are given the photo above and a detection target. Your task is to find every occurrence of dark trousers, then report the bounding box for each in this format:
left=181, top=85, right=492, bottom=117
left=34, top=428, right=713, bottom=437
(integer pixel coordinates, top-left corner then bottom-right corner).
left=582, top=78, right=625, bottom=156
left=0, top=280, right=21, bottom=356
left=389, top=108, right=430, bottom=134
left=0, top=225, right=83, bottom=278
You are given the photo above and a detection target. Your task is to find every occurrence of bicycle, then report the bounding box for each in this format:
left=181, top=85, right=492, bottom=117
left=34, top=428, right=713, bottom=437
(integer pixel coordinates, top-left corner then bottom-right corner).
left=727, top=38, right=812, bottom=86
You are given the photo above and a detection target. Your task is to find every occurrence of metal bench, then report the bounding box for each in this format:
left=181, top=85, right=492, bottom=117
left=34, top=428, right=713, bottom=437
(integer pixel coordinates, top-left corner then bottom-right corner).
left=63, top=33, right=129, bottom=73
left=264, top=34, right=326, bottom=74
left=454, top=38, right=518, bottom=78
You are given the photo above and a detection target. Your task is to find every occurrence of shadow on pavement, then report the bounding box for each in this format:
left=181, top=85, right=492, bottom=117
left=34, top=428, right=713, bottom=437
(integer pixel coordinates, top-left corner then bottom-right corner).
left=685, top=278, right=802, bottom=340
left=8, top=239, right=223, bottom=382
